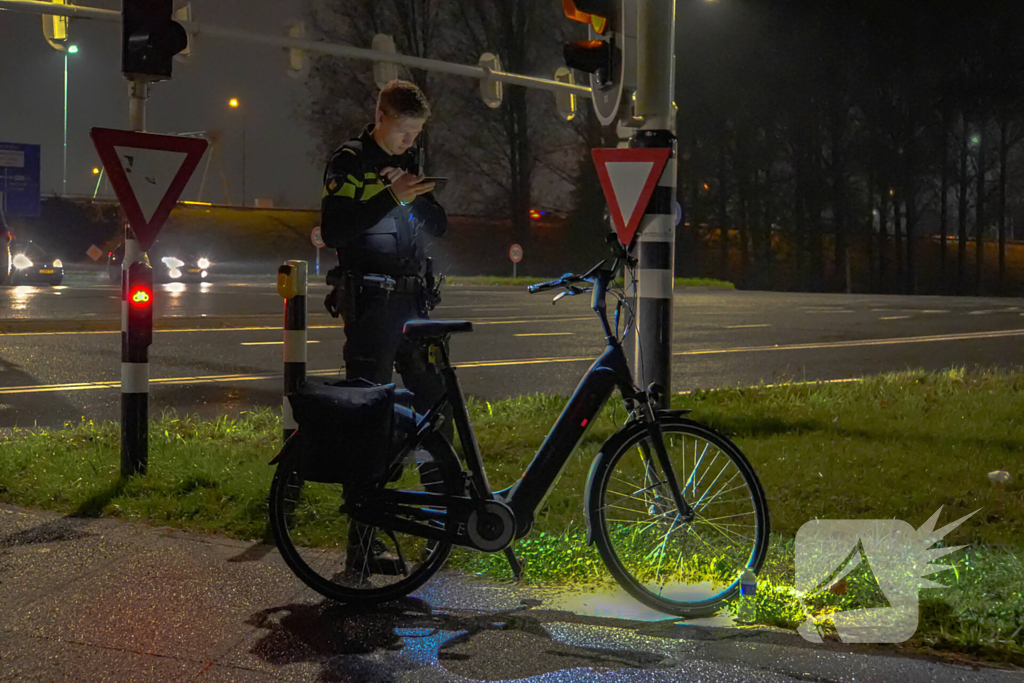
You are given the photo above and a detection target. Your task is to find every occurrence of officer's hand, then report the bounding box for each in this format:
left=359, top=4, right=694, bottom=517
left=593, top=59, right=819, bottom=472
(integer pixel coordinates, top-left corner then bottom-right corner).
left=383, top=167, right=435, bottom=204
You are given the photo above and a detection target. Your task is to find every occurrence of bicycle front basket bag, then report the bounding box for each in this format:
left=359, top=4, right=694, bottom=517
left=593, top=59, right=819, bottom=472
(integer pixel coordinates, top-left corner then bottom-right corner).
left=288, top=380, right=397, bottom=485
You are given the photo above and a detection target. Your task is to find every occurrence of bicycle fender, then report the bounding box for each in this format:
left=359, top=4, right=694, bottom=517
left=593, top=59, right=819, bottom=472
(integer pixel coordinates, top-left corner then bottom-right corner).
left=582, top=410, right=693, bottom=543
left=656, top=408, right=692, bottom=420
left=269, top=431, right=301, bottom=465
left=583, top=421, right=649, bottom=545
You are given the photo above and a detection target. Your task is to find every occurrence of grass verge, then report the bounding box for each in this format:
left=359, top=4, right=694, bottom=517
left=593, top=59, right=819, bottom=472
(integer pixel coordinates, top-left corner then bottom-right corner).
left=1, top=367, right=1021, bottom=663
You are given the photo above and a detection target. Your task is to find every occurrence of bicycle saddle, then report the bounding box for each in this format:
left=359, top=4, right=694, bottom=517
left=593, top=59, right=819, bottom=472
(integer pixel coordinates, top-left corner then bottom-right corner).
left=402, top=320, right=473, bottom=339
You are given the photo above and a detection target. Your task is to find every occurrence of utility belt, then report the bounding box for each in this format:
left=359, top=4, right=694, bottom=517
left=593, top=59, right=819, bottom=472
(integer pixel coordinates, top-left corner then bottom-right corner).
left=337, top=272, right=423, bottom=294
left=325, top=261, right=442, bottom=318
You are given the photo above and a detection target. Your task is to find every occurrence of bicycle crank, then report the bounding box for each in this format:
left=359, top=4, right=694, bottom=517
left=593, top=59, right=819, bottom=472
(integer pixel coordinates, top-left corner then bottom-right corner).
left=464, top=500, right=516, bottom=552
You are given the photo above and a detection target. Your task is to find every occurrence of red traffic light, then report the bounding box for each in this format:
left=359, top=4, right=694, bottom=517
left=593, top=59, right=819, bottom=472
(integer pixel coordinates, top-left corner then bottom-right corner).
left=129, top=286, right=152, bottom=307
left=564, top=40, right=614, bottom=81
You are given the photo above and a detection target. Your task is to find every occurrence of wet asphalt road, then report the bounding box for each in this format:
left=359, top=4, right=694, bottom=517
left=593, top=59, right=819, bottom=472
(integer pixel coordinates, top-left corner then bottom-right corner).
left=1, top=271, right=1023, bottom=429
left=3, top=503, right=1022, bottom=683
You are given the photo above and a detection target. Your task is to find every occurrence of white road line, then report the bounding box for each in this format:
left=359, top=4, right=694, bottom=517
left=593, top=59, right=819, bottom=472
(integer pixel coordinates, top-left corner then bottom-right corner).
left=5, top=327, right=1022, bottom=396
left=723, top=324, right=771, bottom=329
left=674, top=327, right=1024, bottom=356
left=241, top=340, right=321, bottom=346
left=803, top=309, right=855, bottom=314
left=513, top=332, right=576, bottom=337
left=879, top=316, right=912, bottom=320
left=0, top=315, right=592, bottom=337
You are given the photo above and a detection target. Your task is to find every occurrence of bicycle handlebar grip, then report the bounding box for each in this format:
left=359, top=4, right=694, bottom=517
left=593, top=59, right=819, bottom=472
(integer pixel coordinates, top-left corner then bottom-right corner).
left=528, top=279, right=563, bottom=293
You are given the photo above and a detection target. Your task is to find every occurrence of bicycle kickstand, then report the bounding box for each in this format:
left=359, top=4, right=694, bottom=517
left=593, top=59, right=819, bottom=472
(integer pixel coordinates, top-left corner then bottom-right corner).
left=503, top=547, right=524, bottom=582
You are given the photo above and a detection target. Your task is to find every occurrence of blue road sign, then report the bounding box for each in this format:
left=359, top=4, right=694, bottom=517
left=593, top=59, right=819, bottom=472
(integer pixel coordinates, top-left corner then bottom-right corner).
left=0, top=142, right=42, bottom=218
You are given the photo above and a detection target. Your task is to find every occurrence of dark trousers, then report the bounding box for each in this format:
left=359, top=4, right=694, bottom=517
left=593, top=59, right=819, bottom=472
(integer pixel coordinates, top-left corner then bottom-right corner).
left=341, top=287, right=452, bottom=555
left=341, top=287, right=453, bottom=442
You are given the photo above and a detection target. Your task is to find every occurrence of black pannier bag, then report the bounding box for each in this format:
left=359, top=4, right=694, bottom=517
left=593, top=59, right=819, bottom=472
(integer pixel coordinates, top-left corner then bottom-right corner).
left=288, top=379, right=397, bottom=485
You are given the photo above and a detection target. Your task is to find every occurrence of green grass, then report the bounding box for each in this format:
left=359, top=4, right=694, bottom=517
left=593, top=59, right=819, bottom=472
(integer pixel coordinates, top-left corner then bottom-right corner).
left=2, top=367, right=1022, bottom=663
left=447, top=275, right=735, bottom=288
left=674, top=276, right=735, bottom=289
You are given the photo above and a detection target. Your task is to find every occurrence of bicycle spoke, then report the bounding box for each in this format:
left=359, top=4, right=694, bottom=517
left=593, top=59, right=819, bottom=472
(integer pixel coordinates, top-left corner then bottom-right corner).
left=594, top=421, right=768, bottom=616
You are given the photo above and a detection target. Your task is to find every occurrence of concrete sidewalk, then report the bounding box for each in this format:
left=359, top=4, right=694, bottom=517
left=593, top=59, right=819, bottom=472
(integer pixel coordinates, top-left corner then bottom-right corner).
left=2, top=504, right=1021, bottom=682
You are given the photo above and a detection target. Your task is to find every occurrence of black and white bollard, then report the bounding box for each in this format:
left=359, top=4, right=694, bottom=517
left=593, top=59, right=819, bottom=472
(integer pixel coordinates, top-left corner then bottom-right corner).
left=122, top=246, right=154, bottom=476
left=279, top=260, right=307, bottom=441
left=629, top=0, right=678, bottom=408
left=628, top=129, right=676, bottom=406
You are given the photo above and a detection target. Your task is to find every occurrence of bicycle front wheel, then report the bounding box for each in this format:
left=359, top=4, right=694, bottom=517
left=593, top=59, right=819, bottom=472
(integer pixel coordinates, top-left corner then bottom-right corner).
left=588, top=416, right=770, bottom=617
left=269, top=431, right=460, bottom=605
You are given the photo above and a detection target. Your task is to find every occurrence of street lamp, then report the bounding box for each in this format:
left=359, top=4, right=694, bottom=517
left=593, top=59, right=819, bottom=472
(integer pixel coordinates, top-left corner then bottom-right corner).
left=228, top=97, right=246, bottom=207
left=63, top=44, right=78, bottom=195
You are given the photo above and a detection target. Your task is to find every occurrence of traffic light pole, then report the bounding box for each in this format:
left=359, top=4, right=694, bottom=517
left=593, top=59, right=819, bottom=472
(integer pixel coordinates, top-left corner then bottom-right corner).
left=121, top=76, right=151, bottom=477
left=629, top=0, right=677, bottom=408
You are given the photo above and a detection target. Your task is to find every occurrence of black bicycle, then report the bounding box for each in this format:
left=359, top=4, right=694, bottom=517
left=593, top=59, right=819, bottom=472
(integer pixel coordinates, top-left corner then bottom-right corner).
left=268, top=249, right=770, bottom=617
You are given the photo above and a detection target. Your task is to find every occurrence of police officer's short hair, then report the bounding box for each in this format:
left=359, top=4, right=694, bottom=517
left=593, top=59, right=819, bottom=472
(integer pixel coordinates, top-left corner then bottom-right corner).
left=377, top=80, right=431, bottom=121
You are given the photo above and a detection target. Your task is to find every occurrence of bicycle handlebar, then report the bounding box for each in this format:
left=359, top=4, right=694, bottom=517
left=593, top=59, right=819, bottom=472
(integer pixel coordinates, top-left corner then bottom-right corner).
left=527, top=261, right=607, bottom=294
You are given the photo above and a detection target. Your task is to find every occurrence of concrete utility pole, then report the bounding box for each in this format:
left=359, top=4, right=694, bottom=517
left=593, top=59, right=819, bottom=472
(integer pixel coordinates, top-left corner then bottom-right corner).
left=629, top=0, right=677, bottom=406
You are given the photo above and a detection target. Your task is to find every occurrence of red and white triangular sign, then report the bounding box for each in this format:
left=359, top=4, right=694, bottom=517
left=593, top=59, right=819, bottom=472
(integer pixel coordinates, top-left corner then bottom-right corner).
left=592, top=148, right=671, bottom=247
left=90, top=128, right=208, bottom=251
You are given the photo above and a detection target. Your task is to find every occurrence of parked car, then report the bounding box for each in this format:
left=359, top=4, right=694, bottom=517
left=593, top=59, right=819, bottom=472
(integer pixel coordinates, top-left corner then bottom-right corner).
left=107, top=241, right=213, bottom=283
left=6, top=239, right=64, bottom=286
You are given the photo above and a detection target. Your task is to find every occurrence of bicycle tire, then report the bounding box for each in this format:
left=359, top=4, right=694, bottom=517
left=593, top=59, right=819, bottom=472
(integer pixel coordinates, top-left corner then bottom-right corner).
left=588, top=415, right=770, bottom=617
left=269, top=431, right=460, bottom=605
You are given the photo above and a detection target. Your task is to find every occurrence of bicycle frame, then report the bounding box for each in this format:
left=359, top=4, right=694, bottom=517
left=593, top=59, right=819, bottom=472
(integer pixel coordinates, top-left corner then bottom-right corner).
left=355, top=259, right=695, bottom=551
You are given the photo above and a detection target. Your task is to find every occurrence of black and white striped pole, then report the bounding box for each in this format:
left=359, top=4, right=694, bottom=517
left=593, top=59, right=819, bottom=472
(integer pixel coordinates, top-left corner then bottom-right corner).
left=120, top=78, right=151, bottom=477
left=122, top=257, right=153, bottom=476
left=630, top=0, right=677, bottom=408
left=278, top=260, right=307, bottom=441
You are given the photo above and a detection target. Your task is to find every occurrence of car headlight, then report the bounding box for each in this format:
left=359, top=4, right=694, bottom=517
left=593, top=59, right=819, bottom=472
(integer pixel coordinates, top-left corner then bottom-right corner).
left=12, top=254, right=32, bottom=270
left=197, top=257, right=210, bottom=270
left=162, top=256, right=185, bottom=269
left=168, top=268, right=182, bottom=279
left=53, top=259, right=63, bottom=268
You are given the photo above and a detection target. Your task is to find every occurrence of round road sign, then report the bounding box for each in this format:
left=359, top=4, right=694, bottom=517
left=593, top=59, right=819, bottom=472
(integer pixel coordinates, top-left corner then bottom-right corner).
left=311, top=226, right=325, bottom=248
left=509, top=244, right=523, bottom=263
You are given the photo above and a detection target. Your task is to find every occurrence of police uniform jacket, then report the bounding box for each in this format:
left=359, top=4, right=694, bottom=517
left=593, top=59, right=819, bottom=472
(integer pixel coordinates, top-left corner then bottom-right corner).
left=320, top=125, right=447, bottom=278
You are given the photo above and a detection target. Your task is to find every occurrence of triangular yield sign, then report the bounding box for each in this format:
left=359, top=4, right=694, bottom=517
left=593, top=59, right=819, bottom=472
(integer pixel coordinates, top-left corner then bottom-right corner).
left=90, top=128, right=208, bottom=251
left=592, top=148, right=671, bottom=248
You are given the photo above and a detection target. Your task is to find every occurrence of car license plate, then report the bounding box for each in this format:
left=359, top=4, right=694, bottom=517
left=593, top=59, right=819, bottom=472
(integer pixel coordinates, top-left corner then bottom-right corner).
left=188, top=268, right=201, bottom=273
left=40, top=269, right=54, bottom=274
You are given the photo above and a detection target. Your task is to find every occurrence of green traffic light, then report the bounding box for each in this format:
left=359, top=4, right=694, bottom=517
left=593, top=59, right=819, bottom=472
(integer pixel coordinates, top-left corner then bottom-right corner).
left=67, top=44, right=79, bottom=54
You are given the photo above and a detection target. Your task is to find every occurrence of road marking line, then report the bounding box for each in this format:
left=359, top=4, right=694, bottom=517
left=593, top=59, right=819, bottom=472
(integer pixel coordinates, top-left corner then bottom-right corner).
left=513, top=332, right=576, bottom=337
left=921, top=310, right=949, bottom=314
left=879, top=316, right=912, bottom=320
left=673, top=328, right=1024, bottom=356
left=723, top=324, right=771, bottom=329
left=0, top=315, right=590, bottom=336
left=4, top=328, right=1022, bottom=396
left=241, top=340, right=321, bottom=346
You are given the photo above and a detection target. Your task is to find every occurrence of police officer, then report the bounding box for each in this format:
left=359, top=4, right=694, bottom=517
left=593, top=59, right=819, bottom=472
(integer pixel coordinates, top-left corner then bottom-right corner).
left=320, top=79, right=450, bottom=575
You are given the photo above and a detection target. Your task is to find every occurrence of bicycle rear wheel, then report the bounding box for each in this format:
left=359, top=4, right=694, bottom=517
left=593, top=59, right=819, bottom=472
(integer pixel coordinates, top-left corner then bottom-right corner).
left=588, top=416, right=770, bottom=617
left=269, top=431, right=460, bottom=604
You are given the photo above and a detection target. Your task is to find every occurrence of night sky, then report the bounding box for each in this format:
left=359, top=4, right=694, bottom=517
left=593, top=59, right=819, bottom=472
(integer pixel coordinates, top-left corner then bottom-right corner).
left=0, top=0, right=325, bottom=209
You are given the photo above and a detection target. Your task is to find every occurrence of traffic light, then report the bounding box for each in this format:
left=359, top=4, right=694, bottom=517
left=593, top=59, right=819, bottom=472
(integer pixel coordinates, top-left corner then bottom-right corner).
left=122, top=0, right=189, bottom=80
left=41, top=0, right=70, bottom=52
left=126, top=261, right=154, bottom=348
left=562, top=0, right=624, bottom=126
